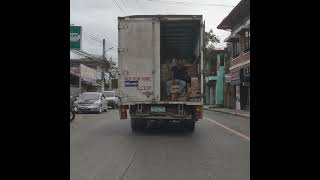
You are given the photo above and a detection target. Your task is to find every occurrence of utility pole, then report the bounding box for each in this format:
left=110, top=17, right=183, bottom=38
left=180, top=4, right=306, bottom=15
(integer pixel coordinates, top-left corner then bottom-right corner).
left=101, top=39, right=106, bottom=92
left=78, top=64, right=82, bottom=94
left=103, top=39, right=106, bottom=59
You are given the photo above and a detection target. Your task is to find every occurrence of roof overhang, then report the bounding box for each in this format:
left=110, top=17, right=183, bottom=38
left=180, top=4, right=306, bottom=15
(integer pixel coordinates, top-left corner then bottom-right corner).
left=224, top=34, right=240, bottom=42
left=224, top=21, right=250, bottom=42
left=217, top=0, right=250, bottom=30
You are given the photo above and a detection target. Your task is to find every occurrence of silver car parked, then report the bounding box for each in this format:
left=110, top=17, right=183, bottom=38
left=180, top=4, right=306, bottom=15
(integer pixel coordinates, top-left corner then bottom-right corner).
left=77, top=92, right=108, bottom=113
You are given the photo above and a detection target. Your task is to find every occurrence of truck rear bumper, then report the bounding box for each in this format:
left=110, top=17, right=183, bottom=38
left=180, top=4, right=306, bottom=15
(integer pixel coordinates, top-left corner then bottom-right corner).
left=130, top=114, right=192, bottom=120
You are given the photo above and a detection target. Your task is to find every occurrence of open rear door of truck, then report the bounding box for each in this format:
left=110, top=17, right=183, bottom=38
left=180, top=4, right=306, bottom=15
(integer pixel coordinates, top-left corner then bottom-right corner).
left=118, top=17, right=160, bottom=104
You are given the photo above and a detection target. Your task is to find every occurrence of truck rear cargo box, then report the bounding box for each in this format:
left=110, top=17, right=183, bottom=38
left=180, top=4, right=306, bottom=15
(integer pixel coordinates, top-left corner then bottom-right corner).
left=118, top=15, right=204, bottom=106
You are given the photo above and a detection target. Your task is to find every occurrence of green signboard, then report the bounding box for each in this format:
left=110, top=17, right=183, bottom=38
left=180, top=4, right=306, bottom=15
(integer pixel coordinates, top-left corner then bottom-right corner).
left=70, top=26, right=82, bottom=49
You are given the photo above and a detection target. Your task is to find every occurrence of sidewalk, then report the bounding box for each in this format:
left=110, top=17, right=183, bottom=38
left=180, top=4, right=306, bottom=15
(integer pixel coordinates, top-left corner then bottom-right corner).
left=203, top=105, right=250, bottom=118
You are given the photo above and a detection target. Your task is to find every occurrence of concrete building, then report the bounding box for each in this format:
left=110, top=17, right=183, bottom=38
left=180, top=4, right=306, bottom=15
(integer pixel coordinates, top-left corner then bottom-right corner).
left=70, top=58, right=110, bottom=95
left=204, top=49, right=227, bottom=107
left=223, top=44, right=236, bottom=109
left=217, top=0, right=250, bottom=110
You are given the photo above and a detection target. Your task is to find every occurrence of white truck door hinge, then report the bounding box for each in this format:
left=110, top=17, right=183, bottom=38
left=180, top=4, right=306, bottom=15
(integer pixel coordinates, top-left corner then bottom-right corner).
left=119, top=70, right=129, bottom=76
left=152, top=18, right=158, bottom=24
left=118, top=48, right=128, bottom=53
left=118, top=22, right=128, bottom=30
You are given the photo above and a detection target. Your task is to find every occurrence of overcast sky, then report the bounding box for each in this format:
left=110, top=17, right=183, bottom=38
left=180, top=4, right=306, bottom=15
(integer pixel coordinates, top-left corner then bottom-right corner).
left=70, top=0, right=241, bottom=60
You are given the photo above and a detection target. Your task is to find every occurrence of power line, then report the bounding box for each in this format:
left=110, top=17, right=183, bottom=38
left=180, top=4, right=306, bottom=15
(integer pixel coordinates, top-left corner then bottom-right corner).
left=87, top=33, right=103, bottom=42
left=119, top=0, right=129, bottom=9
left=145, top=0, right=235, bottom=7
left=88, top=36, right=103, bottom=43
left=82, top=31, right=102, bottom=42
left=113, top=0, right=127, bottom=15
left=88, top=34, right=101, bottom=40
left=83, top=30, right=117, bottom=49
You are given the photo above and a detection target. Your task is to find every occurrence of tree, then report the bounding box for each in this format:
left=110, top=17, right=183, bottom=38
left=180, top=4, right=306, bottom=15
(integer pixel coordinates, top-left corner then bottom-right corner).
left=109, top=58, right=119, bottom=79
left=205, top=29, right=220, bottom=51
left=204, top=29, right=220, bottom=76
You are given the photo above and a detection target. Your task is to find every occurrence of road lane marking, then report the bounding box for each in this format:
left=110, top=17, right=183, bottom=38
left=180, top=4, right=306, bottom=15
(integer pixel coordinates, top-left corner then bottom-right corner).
left=204, top=117, right=250, bottom=141
left=119, top=150, right=137, bottom=180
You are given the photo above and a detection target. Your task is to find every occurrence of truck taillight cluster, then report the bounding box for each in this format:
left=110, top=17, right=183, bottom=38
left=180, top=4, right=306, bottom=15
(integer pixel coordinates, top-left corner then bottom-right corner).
left=195, top=106, right=203, bottom=120
left=196, top=107, right=201, bottom=112
left=119, top=105, right=128, bottom=119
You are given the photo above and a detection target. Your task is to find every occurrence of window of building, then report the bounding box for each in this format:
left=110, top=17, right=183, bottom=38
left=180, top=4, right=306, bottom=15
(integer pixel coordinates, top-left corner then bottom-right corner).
left=244, top=31, right=250, bottom=53
left=232, top=41, right=240, bottom=58
left=220, top=54, right=224, bottom=66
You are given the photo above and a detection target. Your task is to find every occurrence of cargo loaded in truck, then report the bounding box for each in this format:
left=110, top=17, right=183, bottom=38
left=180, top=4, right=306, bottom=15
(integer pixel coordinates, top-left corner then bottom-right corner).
left=117, top=15, right=205, bottom=132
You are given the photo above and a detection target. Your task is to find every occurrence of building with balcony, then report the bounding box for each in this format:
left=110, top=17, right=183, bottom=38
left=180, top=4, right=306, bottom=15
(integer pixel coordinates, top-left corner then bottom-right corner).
left=204, top=49, right=227, bottom=107
left=217, top=0, right=250, bottom=110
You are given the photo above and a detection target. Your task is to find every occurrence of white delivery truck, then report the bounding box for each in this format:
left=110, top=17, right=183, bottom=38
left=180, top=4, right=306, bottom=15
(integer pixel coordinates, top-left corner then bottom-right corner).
left=118, top=15, right=205, bottom=132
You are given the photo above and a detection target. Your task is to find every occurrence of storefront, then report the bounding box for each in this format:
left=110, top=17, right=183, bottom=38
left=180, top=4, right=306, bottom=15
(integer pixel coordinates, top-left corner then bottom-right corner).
left=231, top=67, right=241, bottom=110
left=240, top=65, right=250, bottom=110
left=230, top=64, right=250, bottom=110
left=224, top=74, right=236, bottom=108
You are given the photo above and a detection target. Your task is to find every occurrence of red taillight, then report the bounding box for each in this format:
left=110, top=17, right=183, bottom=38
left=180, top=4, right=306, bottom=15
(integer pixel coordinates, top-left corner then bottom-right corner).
left=119, top=105, right=128, bottom=119
left=195, top=105, right=202, bottom=112
left=195, top=106, right=203, bottom=120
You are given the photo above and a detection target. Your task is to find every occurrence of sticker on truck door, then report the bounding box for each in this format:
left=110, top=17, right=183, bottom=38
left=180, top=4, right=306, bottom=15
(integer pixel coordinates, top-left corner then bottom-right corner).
left=124, top=80, right=138, bottom=87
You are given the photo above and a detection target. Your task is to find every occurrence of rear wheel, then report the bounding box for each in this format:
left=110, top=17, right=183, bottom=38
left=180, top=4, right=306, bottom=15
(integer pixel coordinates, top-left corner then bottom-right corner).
left=183, top=119, right=195, bottom=132
left=131, top=118, right=146, bottom=132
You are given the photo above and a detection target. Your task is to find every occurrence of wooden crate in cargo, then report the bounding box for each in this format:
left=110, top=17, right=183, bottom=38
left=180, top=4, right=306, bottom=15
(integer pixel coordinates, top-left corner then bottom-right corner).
left=190, top=85, right=200, bottom=90
left=190, top=92, right=200, bottom=97
left=187, top=65, right=198, bottom=76
left=191, top=77, right=199, bottom=83
left=190, top=91, right=200, bottom=95
left=190, top=77, right=200, bottom=89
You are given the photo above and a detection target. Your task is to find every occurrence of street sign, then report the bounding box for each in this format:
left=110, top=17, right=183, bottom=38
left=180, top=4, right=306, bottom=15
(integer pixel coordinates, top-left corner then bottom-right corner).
left=70, top=26, right=82, bottom=49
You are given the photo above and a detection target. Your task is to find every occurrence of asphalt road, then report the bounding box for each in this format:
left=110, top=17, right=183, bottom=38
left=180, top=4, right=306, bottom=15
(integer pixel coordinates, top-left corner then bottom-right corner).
left=70, top=109, right=250, bottom=180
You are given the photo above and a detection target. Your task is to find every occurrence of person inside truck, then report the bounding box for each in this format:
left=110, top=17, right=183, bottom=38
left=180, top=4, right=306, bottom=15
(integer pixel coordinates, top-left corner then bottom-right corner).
left=166, top=58, right=189, bottom=100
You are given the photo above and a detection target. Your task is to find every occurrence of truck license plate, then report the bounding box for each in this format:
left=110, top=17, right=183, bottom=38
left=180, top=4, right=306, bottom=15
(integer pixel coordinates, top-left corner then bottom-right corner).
left=151, top=106, right=165, bottom=113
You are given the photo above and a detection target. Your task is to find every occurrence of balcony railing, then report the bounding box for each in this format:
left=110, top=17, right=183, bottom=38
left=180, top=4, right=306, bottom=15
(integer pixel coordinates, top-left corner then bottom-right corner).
left=232, top=53, right=240, bottom=59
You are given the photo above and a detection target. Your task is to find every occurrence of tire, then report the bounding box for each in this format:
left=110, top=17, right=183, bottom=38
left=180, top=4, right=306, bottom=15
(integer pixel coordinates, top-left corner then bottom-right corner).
left=70, top=110, right=75, bottom=122
left=183, top=119, right=195, bottom=132
left=131, top=118, right=145, bottom=132
left=131, top=118, right=138, bottom=132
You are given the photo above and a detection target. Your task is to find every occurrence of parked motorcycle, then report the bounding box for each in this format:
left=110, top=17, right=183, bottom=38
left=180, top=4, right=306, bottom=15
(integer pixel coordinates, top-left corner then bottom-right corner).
left=70, top=96, right=76, bottom=122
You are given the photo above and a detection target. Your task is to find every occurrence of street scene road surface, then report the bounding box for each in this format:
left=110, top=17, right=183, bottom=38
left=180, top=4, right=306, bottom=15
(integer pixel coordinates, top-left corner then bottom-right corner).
left=70, top=109, right=250, bottom=180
